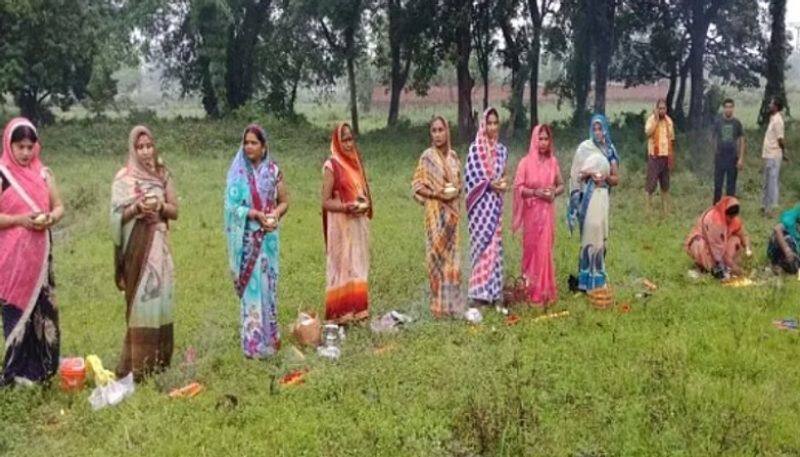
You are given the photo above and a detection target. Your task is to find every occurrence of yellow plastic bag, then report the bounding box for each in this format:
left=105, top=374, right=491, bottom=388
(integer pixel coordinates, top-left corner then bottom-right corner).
left=85, top=355, right=115, bottom=387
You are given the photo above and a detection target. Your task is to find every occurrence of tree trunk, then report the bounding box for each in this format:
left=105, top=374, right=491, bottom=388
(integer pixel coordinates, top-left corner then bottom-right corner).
left=200, top=63, right=221, bottom=118
left=687, top=1, right=721, bottom=130
left=687, top=23, right=706, bottom=130
left=225, top=0, right=272, bottom=109
left=14, top=88, right=54, bottom=126
left=759, top=0, right=788, bottom=125
left=387, top=0, right=405, bottom=127
left=500, top=14, right=526, bottom=136
left=387, top=40, right=404, bottom=126
left=475, top=30, right=490, bottom=111
left=347, top=53, right=360, bottom=135
left=529, top=27, right=541, bottom=129
left=456, top=4, right=475, bottom=142
left=571, top=0, right=592, bottom=126
left=509, top=71, right=526, bottom=136
left=288, top=61, right=303, bottom=117
left=591, top=0, right=615, bottom=115
left=665, top=63, right=677, bottom=115
left=482, top=70, right=490, bottom=111
left=673, top=63, right=688, bottom=128
left=593, top=59, right=609, bottom=115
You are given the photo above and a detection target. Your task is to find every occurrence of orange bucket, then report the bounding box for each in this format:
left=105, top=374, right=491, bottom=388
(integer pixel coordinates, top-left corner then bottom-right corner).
left=59, top=357, right=86, bottom=392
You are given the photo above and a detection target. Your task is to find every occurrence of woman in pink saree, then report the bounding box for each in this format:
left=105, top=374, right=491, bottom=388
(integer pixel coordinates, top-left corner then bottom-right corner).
left=512, top=124, right=564, bottom=306
left=0, top=118, right=65, bottom=386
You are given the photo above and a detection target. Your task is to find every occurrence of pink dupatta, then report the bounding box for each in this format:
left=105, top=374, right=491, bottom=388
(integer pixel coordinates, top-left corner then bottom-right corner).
left=0, top=117, right=51, bottom=311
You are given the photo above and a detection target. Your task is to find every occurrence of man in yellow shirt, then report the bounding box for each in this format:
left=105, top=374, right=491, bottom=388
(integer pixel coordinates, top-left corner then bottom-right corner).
left=761, top=97, right=787, bottom=218
left=644, top=98, right=675, bottom=214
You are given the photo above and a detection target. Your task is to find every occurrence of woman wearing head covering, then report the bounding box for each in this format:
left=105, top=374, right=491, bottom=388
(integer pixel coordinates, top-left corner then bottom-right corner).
left=684, top=196, right=751, bottom=279
left=225, top=124, right=288, bottom=359
left=412, top=116, right=464, bottom=317
left=322, top=123, right=372, bottom=324
left=567, top=114, right=620, bottom=292
left=767, top=204, right=800, bottom=274
left=0, top=118, right=64, bottom=386
left=465, top=108, right=509, bottom=307
left=111, top=125, right=179, bottom=379
left=512, top=124, right=564, bottom=306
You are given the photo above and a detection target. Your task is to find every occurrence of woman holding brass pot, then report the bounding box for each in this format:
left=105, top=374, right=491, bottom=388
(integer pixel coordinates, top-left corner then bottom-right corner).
left=0, top=117, right=64, bottom=386
left=465, top=108, right=509, bottom=307
left=111, top=125, right=179, bottom=379
left=322, top=122, right=372, bottom=324
left=412, top=116, right=464, bottom=317
left=225, top=124, right=288, bottom=359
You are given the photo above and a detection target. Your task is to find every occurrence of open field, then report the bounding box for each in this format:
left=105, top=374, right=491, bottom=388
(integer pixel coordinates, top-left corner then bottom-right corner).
left=0, top=104, right=799, bottom=455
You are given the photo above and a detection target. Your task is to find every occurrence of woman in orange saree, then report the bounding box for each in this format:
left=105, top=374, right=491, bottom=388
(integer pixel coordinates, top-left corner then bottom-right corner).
left=322, top=123, right=372, bottom=324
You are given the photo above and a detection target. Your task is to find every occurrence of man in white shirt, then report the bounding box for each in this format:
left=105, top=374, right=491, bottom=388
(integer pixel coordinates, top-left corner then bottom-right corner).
left=761, top=97, right=787, bottom=218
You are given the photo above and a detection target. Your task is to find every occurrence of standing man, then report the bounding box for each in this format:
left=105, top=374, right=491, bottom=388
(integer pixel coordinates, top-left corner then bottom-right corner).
left=712, top=98, right=745, bottom=204
left=761, top=97, right=787, bottom=218
left=645, top=98, right=675, bottom=214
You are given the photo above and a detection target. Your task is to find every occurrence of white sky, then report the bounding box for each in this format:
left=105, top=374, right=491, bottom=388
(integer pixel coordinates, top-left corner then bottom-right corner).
left=788, top=1, right=800, bottom=48
left=789, top=1, right=800, bottom=23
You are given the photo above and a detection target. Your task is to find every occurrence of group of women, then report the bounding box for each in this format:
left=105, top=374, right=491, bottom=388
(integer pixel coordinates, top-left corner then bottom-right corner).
left=2, top=106, right=796, bottom=386
left=0, top=110, right=621, bottom=385
left=411, top=109, right=620, bottom=318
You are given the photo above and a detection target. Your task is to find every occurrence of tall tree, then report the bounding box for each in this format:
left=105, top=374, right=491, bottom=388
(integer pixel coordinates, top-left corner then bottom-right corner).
left=590, top=0, right=616, bottom=114
left=309, top=0, right=368, bottom=134
left=0, top=0, right=129, bottom=124
left=759, top=0, right=788, bottom=125
left=146, top=0, right=333, bottom=119
left=525, top=0, right=557, bottom=128
left=259, top=3, right=338, bottom=117
left=611, top=0, right=762, bottom=129
left=443, top=0, right=476, bottom=141
left=570, top=0, right=592, bottom=125
left=146, top=0, right=272, bottom=117
left=376, top=0, right=440, bottom=126
left=225, top=0, right=273, bottom=109
left=542, top=0, right=592, bottom=126
left=497, top=0, right=528, bottom=135
left=612, top=0, right=690, bottom=120
left=473, top=0, right=497, bottom=112
left=687, top=0, right=723, bottom=130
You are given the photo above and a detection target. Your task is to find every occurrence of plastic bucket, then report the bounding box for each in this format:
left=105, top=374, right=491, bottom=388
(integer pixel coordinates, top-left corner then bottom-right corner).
left=59, top=357, right=86, bottom=392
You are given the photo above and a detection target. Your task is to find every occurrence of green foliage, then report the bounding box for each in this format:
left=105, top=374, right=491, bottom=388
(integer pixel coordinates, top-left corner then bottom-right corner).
left=143, top=0, right=336, bottom=119
left=373, top=0, right=442, bottom=96
left=0, top=0, right=129, bottom=125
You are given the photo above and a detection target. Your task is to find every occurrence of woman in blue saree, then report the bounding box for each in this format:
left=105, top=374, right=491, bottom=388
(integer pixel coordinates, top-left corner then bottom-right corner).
left=567, top=114, right=620, bottom=291
left=225, top=124, right=289, bottom=358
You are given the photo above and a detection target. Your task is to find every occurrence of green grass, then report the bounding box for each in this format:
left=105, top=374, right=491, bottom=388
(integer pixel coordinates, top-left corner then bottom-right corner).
left=1, top=112, right=800, bottom=456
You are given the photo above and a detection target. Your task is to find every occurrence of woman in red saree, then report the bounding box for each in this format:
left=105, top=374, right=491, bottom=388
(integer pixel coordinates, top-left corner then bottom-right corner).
left=322, top=123, right=372, bottom=324
left=684, top=196, right=751, bottom=279
left=512, top=124, right=564, bottom=306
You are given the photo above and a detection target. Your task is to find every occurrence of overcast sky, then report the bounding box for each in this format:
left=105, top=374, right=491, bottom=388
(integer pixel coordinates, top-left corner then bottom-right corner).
left=786, top=0, right=800, bottom=49
left=789, top=1, right=800, bottom=23
left=789, top=2, right=800, bottom=48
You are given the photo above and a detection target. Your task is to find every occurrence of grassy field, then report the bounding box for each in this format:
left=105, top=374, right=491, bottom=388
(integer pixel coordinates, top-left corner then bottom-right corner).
left=0, top=110, right=799, bottom=456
